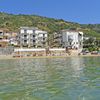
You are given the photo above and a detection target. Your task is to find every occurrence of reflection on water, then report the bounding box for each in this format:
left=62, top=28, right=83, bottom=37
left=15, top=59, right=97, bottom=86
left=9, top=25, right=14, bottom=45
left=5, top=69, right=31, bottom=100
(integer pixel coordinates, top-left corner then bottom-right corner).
left=0, top=57, right=99, bottom=100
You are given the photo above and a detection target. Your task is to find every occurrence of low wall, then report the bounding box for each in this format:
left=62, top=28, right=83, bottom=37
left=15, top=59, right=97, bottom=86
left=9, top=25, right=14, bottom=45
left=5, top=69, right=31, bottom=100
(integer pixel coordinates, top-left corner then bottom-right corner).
left=14, top=48, right=67, bottom=57
left=13, top=48, right=82, bottom=57
left=14, top=48, right=66, bottom=52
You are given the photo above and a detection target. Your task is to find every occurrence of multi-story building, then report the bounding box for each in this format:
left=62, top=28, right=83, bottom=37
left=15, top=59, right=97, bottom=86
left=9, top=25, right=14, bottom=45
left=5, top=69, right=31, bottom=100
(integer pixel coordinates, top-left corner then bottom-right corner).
left=18, top=27, right=48, bottom=48
left=61, top=30, right=83, bottom=49
left=53, top=29, right=83, bottom=50
left=0, top=30, right=9, bottom=47
left=0, top=30, right=4, bottom=40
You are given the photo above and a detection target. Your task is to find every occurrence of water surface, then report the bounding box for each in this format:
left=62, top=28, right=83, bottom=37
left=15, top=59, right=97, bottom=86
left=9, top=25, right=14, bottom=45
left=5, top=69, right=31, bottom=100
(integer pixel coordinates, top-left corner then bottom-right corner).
left=0, top=57, right=100, bottom=100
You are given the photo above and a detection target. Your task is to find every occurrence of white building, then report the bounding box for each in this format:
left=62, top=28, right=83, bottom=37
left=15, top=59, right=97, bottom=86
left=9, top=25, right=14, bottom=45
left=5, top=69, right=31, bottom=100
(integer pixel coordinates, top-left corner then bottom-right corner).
left=19, top=27, right=48, bottom=48
left=61, top=30, right=83, bottom=49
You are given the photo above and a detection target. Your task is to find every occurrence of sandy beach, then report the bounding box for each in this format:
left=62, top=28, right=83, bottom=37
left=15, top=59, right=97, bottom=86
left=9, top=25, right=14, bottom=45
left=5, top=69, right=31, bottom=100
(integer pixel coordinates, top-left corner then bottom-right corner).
left=0, top=54, right=100, bottom=60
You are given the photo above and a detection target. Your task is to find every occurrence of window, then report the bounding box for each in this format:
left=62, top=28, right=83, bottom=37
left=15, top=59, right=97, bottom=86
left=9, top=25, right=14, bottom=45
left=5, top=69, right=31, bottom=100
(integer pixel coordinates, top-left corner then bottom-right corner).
left=0, top=32, right=2, bottom=34
left=33, top=35, right=35, bottom=37
left=68, top=35, right=73, bottom=40
left=24, top=35, right=27, bottom=37
left=76, top=42, right=78, bottom=44
left=43, top=38, right=45, bottom=41
left=24, top=29, right=27, bottom=33
left=33, top=30, right=35, bottom=33
left=24, top=40, right=27, bottom=42
left=69, top=42, right=71, bottom=45
left=33, top=40, right=35, bottom=42
left=43, top=34, right=45, bottom=37
left=33, top=45, right=35, bottom=47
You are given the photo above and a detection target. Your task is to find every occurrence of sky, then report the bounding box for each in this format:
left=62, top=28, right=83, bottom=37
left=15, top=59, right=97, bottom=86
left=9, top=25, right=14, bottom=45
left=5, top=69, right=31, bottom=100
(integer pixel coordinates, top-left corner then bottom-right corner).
left=0, top=0, right=100, bottom=24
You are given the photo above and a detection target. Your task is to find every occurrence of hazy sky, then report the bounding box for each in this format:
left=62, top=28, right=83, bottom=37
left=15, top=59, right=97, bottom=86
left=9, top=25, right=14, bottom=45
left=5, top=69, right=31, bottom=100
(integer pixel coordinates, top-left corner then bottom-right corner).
left=0, top=0, right=100, bottom=24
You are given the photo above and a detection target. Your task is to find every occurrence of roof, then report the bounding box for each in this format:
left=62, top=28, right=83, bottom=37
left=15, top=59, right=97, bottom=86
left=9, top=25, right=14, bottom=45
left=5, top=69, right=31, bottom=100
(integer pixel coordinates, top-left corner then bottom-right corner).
left=61, top=29, right=83, bottom=34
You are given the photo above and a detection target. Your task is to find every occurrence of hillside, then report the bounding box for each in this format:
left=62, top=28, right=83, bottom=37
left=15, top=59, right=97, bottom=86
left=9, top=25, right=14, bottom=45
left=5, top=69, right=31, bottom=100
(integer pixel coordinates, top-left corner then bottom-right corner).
left=0, top=12, right=100, bottom=39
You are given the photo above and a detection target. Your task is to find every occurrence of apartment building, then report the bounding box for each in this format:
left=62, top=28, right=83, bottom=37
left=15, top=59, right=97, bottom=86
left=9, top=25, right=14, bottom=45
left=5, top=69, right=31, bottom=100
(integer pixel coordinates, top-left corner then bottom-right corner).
left=53, top=30, right=83, bottom=49
left=0, top=30, right=9, bottom=47
left=18, top=27, right=48, bottom=48
left=61, top=30, right=83, bottom=49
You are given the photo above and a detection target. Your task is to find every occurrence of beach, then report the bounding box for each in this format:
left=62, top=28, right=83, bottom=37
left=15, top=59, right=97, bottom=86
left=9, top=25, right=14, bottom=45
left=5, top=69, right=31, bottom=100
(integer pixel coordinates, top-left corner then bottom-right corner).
left=0, top=54, right=100, bottom=60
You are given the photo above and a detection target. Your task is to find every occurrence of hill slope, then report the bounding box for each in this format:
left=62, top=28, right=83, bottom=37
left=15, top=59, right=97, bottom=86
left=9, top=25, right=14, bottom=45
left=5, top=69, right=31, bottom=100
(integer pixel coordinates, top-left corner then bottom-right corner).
left=0, top=12, right=100, bottom=39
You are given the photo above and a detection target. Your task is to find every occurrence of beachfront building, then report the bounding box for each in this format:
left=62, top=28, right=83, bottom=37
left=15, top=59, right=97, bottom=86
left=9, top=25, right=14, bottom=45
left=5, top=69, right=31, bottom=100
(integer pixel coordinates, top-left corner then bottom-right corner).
left=0, top=30, right=4, bottom=40
left=18, top=27, right=48, bottom=48
left=0, top=30, right=9, bottom=47
left=0, top=30, right=4, bottom=47
left=61, top=30, right=83, bottom=50
left=53, top=30, right=84, bottom=50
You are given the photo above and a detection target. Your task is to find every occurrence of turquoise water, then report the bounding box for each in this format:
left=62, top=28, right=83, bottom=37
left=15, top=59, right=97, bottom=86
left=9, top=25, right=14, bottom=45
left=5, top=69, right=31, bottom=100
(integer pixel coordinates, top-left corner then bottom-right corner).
left=0, top=57, right=99, bottom=100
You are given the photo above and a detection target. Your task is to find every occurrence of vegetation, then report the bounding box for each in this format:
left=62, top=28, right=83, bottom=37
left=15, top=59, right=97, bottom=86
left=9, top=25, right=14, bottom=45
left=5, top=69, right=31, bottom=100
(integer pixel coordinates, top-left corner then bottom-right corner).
left=0, top=12, right=100, bottom=47
left=88, top=46, right=99, bottom=52
left=0, top=12, right=100, bottom=38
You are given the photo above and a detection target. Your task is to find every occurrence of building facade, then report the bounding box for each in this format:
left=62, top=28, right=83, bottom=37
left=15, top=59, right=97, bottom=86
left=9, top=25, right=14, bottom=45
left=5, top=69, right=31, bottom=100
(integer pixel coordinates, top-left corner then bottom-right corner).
left=53, top=30, right=83, bottom=49
left=61, top=30, right=83, bottom=49
left=0, top=30, right=9, bottom=47
left=18, top=27, right=48, bottom=48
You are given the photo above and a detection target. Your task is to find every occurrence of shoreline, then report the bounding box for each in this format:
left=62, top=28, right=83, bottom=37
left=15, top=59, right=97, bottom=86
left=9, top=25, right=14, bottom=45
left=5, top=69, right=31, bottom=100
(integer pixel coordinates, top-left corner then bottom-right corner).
left=0, top=54, right=100, bottom=60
